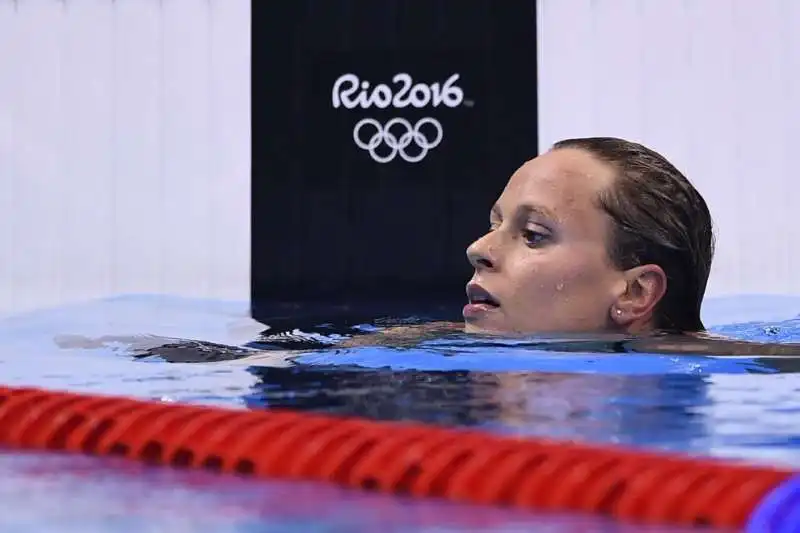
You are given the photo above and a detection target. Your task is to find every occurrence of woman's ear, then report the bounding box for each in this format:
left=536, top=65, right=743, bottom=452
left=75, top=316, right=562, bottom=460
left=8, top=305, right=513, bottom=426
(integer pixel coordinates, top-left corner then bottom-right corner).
left=611, top=264, right=667, bottom=327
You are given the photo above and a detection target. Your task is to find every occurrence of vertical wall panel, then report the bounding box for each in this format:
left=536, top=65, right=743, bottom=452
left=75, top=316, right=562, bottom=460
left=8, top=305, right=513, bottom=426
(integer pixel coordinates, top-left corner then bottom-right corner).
left=538, top=0, right=800, bottom=297
left=0, top=1, right=23, bottom=309
left=681, top=1, right=739, bottom=293
left=4, top=1, right=71, bottom=310
left=60, top=0, right=115, bottom=305
left=111, top=0, right=163, bottom=297
left=589, top=0, right=645, bottom=137
left=161, top=0, right=213, bottom=299
left=19, top=1, right=67, bottom=307
left=728, top=0, right=789, bottom=295
left=0, top=0, right=250, bottom=316
left=207, top=0, right=250, bottom=301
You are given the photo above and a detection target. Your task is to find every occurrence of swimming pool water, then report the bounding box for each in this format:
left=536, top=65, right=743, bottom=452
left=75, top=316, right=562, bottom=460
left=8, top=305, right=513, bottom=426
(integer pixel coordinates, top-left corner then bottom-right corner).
left=0, top=294, right=798, bottom=532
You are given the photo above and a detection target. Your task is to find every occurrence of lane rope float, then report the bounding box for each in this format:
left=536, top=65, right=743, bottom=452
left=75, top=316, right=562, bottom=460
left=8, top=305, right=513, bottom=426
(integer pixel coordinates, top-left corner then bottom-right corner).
left=0, top=385, right=794, bottom=530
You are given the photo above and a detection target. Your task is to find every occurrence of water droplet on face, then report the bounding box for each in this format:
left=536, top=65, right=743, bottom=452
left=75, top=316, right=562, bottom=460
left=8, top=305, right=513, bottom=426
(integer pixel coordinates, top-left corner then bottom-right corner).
left=556, top=282, right=565, bottom=292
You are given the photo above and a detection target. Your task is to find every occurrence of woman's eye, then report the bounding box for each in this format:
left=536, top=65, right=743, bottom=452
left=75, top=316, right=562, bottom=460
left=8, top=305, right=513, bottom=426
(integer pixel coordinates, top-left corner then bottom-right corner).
left=522, top=229, right=549, bottom=247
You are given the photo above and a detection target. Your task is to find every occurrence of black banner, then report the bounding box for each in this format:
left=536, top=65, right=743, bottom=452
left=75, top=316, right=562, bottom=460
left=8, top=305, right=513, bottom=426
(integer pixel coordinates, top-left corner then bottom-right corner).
left=251, top=0, right=538, bottom=324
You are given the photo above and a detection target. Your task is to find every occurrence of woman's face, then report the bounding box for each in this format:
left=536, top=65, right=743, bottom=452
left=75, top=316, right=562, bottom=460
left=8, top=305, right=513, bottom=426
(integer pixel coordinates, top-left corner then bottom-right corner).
left=464, top=148, right=628, bottom=335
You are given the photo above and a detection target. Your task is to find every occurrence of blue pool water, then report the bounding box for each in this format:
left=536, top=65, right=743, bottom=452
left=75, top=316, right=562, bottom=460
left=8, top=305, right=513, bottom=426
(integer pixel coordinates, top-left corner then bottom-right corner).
left=0, top=293, right=799, bottom=532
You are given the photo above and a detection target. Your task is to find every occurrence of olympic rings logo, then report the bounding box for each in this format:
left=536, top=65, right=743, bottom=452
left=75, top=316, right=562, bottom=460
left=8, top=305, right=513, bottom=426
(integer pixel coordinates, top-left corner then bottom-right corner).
left=352, top=117, right=443, bottom=164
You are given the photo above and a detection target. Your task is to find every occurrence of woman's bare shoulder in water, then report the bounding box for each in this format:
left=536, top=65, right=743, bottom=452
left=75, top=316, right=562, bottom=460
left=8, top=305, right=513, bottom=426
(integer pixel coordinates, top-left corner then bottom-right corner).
left=335, top=321, right=464, bottom=348
left=54, top=333, right=297, bottom=366
left=52, top=321, right=463, bottom=367
left=201, top=321, right=465, bottom=366
left=626, top=332, right=800, bottom=357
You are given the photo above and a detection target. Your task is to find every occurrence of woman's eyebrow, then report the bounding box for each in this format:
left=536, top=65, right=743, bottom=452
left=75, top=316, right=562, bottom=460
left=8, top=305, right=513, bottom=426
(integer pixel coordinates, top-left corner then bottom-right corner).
left=492, top=203, right=559, bottom=223
left=519, top=203, right=558, bottom=223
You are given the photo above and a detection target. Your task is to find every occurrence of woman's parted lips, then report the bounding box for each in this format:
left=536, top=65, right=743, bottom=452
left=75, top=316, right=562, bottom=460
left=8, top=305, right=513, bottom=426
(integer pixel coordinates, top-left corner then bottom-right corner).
left=466, top=282, right=501, bottom=307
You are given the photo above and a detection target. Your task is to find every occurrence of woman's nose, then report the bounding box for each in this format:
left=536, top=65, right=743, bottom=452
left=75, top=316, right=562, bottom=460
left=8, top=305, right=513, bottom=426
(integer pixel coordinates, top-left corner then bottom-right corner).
left=466, top=233, right=498, bottom=271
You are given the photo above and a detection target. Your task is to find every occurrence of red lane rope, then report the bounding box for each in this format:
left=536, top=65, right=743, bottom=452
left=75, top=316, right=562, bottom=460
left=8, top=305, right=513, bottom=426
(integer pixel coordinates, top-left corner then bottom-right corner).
left=0, top=385, right=792, bottom=529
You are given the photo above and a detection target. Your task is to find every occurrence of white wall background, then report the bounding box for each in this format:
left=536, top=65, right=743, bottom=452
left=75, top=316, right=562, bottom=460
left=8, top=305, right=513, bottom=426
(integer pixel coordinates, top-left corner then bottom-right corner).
left=538, top=0, right=800, bottom=298
left=2, top=0, right=799, bottom=316
left=0, top=0, right=251, bottom=316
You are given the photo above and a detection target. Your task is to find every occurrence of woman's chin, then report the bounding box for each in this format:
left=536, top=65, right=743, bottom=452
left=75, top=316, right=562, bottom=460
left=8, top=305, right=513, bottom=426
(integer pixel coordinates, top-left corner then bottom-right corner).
left=463, top=319, right=505, bottom=335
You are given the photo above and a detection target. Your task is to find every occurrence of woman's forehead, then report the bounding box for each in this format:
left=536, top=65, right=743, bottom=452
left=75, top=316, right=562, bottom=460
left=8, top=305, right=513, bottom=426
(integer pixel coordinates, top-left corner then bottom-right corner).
left=499, top=149, right=615, bottom=217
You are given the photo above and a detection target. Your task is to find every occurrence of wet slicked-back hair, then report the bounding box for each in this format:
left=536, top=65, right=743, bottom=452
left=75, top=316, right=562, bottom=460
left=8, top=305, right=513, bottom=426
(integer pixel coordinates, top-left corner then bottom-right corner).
left=552, top=137, right=714, bottom=332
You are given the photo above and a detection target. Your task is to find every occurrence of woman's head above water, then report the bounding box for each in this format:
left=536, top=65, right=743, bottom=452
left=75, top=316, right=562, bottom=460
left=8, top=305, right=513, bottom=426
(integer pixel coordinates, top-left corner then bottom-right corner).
left=464, top=137, right=715, bottom=336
